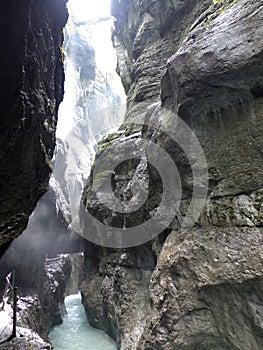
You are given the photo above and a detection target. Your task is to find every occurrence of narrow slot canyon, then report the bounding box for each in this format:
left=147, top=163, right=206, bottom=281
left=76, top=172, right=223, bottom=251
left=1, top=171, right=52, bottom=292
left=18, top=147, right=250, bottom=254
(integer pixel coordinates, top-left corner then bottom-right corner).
left=0, top=0, right=123, bottom=348
left=49, top=293, right=116, bottom=350
left=0, top=0, right=263, bottom=350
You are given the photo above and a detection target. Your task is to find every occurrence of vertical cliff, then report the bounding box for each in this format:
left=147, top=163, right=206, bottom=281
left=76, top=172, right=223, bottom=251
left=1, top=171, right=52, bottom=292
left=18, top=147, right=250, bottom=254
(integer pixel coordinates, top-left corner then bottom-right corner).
left=81, top=0, right=263, bottom=349
left=0, top=0, right=68, bottom=255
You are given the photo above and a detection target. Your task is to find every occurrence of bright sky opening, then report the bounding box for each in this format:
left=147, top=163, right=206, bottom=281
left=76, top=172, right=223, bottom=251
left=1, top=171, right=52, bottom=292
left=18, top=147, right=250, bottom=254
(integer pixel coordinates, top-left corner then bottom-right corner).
left=67, top=0, right=111, bottom=21
left=56, top=0, right=125, bottom=140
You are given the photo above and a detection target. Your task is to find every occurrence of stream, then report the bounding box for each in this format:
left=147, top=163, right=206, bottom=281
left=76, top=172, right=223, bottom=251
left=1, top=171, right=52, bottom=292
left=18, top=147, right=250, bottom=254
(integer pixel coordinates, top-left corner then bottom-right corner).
left=49, top=293, right=117, bottom=350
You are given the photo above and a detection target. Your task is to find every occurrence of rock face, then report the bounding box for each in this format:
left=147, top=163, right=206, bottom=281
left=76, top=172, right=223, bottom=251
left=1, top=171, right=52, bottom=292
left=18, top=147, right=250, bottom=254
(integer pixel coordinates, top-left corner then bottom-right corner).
left=16, top=255, right=72, bottom=340
left=0, top=188, right=85, bottom=341
left=0, top=328, right=53, bottom=350
left=81, top=244, right=156, bottom=345
left=0, top=253, right=72, bottom=341
left=52, top=10, right=126, bottom=229
left=111, top=0, right=211, bottom=103
left=138, top=228, right=263, bottom=349
left=81, top=0, right=263, bottom=349
left=0, top=0, right=68, bottom=255
left=161, top=0, right=263, bottom=228
left=0, top=187, right=84, bottom=294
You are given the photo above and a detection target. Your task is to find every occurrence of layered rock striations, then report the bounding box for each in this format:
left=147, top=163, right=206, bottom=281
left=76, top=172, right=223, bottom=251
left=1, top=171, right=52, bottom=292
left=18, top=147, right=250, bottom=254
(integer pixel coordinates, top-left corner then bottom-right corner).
left=0, top=0, right=68, bottom=255
left=82, top=0, right=263, bottom=349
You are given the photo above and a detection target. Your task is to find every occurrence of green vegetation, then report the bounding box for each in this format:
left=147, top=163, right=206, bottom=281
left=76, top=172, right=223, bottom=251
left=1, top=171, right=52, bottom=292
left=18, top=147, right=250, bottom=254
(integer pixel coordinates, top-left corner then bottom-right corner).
left=213, top=0, right=239, bottom=10
left=84, top=132, right=119, bottom=190
left=201, top=0, right=240, bottom=25
left=94, top=132, right=118, bottom=160
left=59, top=45, right=66, bottom=64
left=99, top=132, right=118, bottom=144
left=213, top=0, right=238, bottom=5
left=39, top=135, right=52, bottom=170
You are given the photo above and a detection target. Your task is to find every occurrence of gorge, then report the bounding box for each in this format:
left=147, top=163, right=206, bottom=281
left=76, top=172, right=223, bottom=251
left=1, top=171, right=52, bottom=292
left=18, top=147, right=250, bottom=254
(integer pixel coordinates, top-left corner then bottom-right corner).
left=0, top=0, right=263, bottom=350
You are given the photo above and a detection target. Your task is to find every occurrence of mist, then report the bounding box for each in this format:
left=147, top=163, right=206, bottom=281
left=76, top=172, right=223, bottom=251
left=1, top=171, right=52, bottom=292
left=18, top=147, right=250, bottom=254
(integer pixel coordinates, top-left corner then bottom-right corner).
left=0, top=188, right=84, bottom=295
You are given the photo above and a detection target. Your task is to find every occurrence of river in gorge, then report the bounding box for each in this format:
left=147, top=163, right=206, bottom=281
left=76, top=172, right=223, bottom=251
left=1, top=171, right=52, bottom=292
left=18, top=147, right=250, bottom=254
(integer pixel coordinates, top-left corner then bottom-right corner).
left=49, top=293, right=117, bottom=350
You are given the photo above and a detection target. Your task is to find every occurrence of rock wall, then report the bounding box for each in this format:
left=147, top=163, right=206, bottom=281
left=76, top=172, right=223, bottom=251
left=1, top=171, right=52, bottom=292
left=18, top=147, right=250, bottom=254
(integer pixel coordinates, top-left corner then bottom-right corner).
left=0, top=0, right=68, bottom=256
left=81, top=0, right=263, bottom=349
left=0, top=254, right=72, bottom=345
left=17, top=255, right=72, bottom=340
left=0, top=189, right=85, bottom=341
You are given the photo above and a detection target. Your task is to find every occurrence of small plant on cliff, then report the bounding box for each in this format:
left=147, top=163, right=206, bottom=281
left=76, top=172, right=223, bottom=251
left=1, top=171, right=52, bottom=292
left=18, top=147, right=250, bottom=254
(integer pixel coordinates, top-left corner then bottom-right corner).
left=212, top=0, right=239, bottom=13
left=60, top=45, right=66, bottom=64
left=198, top=0, right=240, bottom=26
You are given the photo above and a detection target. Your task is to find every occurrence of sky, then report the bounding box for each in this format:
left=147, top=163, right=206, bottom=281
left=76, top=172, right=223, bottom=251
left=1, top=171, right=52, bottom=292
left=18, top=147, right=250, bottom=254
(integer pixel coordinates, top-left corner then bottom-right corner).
left=67, top=0, right=111, bottom=21
left=66, top=0, right=116, bottom=74
left=56, top=0, right=123, bottom=139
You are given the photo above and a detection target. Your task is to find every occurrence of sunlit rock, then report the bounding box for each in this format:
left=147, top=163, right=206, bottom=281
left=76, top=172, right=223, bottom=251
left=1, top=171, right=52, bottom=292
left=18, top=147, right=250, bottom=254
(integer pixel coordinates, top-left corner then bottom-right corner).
left=53, top=5, right=126, bottom=229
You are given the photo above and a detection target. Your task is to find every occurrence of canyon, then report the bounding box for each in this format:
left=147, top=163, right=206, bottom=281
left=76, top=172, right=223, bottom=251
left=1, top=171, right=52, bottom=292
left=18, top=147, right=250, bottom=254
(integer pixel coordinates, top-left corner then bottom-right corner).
left=0, top=0, right=262, bottom=349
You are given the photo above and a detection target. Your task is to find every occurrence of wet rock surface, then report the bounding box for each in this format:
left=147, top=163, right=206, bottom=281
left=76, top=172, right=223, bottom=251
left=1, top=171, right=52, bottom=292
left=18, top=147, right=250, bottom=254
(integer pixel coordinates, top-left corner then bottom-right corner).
left=112, top=0, right=211, bottom=102
left=81, top=0, right=263, bottom=348
left=81, top=244, right=156, bottom=347
left=0, top=0, right=68, bottom=255
left=138, top=227, right=263, bottom=349
left=0, top=255, right=72, bottom=342
left=0, top=328, right=53, bottom=350
left=162, top=0, right=263, bottom=114
left=112, top=0, right=212, bottom=104
left=0, top=254, right=74, bottom=349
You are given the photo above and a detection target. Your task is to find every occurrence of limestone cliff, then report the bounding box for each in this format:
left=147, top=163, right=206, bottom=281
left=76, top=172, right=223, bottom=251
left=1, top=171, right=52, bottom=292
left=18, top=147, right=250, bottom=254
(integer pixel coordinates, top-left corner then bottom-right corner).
left=81, top=0, right=263, bottom=349
left=0, top=0, right=68, bottom=256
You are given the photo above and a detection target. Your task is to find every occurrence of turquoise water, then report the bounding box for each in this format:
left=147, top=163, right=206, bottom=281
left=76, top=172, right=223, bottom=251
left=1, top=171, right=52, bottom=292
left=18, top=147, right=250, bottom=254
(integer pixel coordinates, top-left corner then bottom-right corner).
left=49, top=294, right=117, bottom=350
